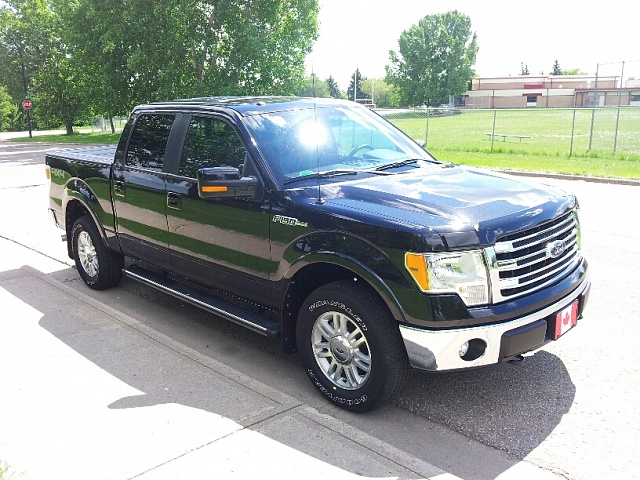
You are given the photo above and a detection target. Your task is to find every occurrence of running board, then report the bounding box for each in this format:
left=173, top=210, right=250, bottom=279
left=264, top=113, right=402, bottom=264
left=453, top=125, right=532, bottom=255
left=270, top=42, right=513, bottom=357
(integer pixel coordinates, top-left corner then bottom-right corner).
left=123, top=265, right=281, bottom=339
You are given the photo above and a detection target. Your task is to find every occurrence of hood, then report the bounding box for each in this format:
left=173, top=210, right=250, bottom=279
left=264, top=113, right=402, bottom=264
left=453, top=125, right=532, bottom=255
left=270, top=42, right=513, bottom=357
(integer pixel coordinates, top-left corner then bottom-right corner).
left=297, top=165, right=575, bottom=248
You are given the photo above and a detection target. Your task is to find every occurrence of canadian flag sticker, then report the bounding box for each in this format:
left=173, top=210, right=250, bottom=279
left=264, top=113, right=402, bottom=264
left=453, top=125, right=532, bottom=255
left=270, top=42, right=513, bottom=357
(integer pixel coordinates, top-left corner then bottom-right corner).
left=555, top=301, right=579, bottom=339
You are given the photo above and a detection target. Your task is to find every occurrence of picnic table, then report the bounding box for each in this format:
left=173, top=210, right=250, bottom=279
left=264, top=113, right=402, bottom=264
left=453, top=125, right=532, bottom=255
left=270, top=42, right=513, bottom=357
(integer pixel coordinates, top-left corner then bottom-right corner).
left=484, top=132, right=531, bottom=143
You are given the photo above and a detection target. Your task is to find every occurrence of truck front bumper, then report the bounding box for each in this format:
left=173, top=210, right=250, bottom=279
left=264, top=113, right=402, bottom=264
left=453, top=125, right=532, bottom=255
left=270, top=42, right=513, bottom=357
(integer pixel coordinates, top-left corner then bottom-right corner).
left=399, top=274, right=591, bottom=372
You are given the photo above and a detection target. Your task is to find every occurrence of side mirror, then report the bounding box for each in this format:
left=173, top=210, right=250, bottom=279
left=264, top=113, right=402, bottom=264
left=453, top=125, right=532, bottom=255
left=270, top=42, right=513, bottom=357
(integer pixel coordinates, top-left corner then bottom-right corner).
left=197, top=167, right=256, bottom=199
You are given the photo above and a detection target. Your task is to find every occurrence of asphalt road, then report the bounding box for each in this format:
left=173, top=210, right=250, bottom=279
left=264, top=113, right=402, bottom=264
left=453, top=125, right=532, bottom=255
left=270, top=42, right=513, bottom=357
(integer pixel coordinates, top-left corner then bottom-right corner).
left=1, top=140, right=639, bottom=479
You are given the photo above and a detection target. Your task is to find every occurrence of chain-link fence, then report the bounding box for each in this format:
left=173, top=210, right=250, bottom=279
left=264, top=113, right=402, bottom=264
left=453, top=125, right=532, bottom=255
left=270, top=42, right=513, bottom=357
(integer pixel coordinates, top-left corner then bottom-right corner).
left=377, top=107, right=640, bottom=158
left=90, top=116, right=128, bottom=133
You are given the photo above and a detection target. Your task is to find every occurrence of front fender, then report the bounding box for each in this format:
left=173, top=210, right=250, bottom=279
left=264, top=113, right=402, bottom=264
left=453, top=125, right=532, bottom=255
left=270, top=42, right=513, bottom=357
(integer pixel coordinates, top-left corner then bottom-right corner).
left=280, top=232, right=414, bottom=324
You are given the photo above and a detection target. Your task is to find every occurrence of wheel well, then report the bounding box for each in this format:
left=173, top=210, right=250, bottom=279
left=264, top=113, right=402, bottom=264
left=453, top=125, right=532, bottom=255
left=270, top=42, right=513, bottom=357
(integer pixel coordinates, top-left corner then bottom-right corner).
left=65, top=200, right=91, bottom=258
left=281, top=262, right=388, bottom=354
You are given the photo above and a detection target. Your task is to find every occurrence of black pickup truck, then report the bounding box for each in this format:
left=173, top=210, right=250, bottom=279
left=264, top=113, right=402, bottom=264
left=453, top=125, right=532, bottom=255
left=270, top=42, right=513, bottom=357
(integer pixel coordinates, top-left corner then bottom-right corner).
left=46, top=97, right=590, bottom=412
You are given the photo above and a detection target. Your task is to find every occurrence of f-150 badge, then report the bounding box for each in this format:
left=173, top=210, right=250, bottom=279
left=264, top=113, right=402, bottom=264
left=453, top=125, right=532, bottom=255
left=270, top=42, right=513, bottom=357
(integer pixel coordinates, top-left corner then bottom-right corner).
left=272, top=215, right=308, bottom=228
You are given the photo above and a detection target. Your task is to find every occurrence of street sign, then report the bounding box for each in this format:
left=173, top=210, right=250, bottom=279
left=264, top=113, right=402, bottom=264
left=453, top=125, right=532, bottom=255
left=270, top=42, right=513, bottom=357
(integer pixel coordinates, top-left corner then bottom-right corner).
left=22, top=99, right=32, bottom=110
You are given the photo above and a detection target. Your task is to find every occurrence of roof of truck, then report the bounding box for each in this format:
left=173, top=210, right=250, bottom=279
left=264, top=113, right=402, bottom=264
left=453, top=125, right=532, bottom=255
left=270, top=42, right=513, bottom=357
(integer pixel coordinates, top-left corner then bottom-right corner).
left=137, top=96, right=356, bottom=116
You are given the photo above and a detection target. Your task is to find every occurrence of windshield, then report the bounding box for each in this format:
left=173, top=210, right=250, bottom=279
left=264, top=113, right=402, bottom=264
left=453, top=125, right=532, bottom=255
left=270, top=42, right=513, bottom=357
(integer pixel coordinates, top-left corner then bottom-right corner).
left=242, top=104, right=438, bottom=187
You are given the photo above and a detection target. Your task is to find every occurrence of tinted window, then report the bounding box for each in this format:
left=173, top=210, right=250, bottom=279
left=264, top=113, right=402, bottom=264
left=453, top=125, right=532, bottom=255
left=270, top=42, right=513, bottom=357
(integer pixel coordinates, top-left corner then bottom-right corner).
left=179, top=116, right=246, bottom=178
left=125, top=114, right=175, bottom=171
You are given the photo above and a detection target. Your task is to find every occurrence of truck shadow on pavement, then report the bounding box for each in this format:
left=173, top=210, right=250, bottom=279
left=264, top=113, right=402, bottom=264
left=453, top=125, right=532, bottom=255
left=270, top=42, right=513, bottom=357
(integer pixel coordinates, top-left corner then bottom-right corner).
left=396, top=351, right=575, bottom=460
left=1, top=265, right=576, bottom=479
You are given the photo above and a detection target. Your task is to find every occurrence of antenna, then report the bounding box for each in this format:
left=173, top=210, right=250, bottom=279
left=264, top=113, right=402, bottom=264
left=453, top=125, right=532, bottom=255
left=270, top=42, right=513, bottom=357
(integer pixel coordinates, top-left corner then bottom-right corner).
left=313, top=97, right=324, bottom=205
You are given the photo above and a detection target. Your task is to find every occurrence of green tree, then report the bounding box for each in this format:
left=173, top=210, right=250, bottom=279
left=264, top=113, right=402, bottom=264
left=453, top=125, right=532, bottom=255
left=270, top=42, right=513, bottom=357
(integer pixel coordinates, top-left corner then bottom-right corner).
left=3, top=0, right=320, bottom=133
left=0, top=31, right=22, bottom=104
left=346, top=68, right=367, bottom=102
left=0, top=6, right=31, bottom=131
left=297, top=73, right=329, bottom=97
left=68, top=0, right=319, bottom=101
left=0, top=0, right=91, bottom=134
left=562, top=68, right=587, bottom=75
left=520, top=62, right=530, bottom=75
left=325, top=75, right=342, bottom=99
left=55, top=0, right=137, bottom=131
left=386, top=11, right=477, bottom=107
left=0, top=85, right=18, bottom=131
left=551, top=59, right=562, bottom=75
left=359, top=78, right=398, bottom=108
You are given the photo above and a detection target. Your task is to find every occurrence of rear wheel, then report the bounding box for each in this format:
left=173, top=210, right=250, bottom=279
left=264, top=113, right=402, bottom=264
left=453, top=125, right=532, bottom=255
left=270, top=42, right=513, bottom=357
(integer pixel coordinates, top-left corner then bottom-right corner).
left=297, top=280, right=410, bottom=412
left=71, top=215, right=123, bottom=290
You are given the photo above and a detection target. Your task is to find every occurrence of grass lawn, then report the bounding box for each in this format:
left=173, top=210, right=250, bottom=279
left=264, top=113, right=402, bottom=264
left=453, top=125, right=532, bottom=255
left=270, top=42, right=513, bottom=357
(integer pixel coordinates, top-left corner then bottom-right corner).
left=385, top=108, right=640, bottom=180
left=430, top=149, right=640, bottom=179
left=9, top=131, right=122, bottom=144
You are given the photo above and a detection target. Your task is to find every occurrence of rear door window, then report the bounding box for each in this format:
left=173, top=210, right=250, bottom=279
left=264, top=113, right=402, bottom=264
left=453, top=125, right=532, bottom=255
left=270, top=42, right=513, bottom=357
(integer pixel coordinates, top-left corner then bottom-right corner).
left=125, top=114, right=175, bottom=171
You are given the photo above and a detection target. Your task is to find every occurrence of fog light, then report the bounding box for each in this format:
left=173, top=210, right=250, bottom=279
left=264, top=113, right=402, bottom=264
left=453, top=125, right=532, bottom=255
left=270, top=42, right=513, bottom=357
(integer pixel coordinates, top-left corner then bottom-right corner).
left=460, top=338, right=487, bottom=362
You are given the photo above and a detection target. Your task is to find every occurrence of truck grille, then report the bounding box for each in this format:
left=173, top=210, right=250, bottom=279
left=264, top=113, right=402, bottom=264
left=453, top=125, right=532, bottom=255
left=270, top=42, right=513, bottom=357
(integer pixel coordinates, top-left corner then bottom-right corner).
left=489, top=211, right=581, bottom=303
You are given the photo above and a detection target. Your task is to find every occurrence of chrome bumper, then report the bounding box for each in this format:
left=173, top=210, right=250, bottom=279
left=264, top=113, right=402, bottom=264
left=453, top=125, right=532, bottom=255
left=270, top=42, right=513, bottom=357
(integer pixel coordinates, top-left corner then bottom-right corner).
left=400, top=276, right=590, bottom=372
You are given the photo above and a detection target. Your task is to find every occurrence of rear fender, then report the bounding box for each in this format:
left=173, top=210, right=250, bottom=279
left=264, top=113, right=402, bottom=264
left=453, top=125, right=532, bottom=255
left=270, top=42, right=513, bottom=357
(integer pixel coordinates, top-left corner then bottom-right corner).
left=62, top=178, right=113, bottom=249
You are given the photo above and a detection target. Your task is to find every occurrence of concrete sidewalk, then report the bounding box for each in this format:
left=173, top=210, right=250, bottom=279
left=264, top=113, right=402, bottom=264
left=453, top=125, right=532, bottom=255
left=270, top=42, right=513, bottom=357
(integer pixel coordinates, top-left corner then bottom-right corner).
left=0, top=239, right=458, bottom=480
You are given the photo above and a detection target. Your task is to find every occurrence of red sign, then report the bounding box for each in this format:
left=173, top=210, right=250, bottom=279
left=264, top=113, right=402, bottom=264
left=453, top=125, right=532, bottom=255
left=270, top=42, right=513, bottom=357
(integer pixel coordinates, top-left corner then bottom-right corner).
left=22, top=99, right=32, bottom=110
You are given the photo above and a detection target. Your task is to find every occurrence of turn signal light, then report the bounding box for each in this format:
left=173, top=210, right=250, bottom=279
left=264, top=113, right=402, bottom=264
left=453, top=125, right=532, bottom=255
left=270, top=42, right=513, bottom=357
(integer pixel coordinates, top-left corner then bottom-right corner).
left=201, top=185, right=228, bottom=193
left=404, top=252, right=429, bottom=291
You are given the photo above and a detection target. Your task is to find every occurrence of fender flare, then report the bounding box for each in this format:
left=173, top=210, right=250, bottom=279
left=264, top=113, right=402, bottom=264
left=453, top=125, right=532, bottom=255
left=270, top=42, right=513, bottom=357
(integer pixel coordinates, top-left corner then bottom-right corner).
left=282, top=251, right=408, bottom=324
left=62, top=178, right=111, bottom=248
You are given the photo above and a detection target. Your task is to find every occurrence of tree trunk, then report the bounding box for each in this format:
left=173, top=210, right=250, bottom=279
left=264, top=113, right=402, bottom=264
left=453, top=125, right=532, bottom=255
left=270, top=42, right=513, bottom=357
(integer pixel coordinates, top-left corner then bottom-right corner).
left=64, top=119, right=74, bottom=135
left=109, top=116, right=115, bottom=134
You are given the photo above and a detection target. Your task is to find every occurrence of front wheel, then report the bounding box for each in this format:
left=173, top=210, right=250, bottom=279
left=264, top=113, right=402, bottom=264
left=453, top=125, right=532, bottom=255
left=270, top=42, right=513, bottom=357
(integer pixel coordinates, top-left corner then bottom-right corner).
left=297, top=280, right=410, bottom=412
left=71, top=215, right=123, bottom=290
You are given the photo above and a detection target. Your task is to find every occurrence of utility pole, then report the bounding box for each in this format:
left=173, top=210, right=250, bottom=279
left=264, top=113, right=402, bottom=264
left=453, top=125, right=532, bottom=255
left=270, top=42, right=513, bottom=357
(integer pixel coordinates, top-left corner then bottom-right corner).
left=588, top=63, right=599, bottom=151
left=353, top=72, right=357, bottom=102
left=372, top=79, right=375, bottom=105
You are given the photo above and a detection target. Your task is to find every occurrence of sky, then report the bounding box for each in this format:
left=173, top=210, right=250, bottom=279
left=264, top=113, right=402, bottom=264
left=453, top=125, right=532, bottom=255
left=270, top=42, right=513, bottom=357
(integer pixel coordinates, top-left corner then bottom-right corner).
left=306, top=0, right=640, bottom=91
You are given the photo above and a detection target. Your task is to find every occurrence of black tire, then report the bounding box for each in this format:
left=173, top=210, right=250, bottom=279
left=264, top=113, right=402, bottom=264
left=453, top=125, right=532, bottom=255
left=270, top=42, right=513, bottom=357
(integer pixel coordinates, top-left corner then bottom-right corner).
left=71, top=215, right=123, bottom=290
left=297, top=280, right=410, bottom=412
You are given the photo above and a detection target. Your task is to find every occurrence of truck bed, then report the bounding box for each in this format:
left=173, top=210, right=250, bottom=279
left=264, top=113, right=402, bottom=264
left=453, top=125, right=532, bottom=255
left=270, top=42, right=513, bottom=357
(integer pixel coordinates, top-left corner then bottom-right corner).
left=47, top=145, right=117, bottom=165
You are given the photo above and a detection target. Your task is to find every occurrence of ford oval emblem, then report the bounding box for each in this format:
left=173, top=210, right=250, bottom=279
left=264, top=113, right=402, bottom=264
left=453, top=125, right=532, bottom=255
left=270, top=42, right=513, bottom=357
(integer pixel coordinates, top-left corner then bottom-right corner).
left=546, top=240, right=566, bottom=259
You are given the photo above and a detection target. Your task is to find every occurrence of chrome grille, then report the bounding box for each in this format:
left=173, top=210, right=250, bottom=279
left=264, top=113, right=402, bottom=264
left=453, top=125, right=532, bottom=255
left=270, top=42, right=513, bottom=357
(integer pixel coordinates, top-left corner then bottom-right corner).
left=487, top=211, right=581, bottom=303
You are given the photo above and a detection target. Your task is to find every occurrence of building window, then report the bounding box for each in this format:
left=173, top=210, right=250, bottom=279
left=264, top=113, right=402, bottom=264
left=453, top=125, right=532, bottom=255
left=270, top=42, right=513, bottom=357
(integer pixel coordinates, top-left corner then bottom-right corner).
left=526, top=95, right=538, bottom=107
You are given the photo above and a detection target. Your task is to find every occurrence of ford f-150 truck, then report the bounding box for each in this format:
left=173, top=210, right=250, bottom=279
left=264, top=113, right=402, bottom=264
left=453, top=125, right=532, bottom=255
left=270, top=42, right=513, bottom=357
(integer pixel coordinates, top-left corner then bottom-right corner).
left=46, top=97, right=590, bottom=412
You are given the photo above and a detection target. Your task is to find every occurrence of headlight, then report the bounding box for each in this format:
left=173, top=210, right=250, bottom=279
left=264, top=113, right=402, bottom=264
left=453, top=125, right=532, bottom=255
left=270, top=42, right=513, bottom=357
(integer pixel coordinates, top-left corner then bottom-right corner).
left=405, top=250, right=489, bottom=306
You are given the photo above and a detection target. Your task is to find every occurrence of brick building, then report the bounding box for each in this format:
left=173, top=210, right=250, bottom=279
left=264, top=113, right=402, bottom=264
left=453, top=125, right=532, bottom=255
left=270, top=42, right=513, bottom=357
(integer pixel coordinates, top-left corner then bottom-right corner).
left=462, top=75, right=639, bottom=108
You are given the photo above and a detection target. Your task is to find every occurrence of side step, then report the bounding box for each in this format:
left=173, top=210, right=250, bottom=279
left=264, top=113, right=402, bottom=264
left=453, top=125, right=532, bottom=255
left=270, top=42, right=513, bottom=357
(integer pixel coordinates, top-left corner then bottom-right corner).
left=123, top=265, right=281, bottom=340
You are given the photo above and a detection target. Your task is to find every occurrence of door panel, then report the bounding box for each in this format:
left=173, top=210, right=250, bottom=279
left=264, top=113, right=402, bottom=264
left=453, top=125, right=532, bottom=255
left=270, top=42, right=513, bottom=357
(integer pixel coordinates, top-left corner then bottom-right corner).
left=165, top=115, right=273, bottom=306
left=112, top=113, right=175, bottom=269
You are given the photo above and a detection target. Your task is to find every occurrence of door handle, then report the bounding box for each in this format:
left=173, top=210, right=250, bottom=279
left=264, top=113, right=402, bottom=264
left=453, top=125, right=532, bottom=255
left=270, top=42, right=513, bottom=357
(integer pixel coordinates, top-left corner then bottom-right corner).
left=114, top=180, right=125, bottom=196
left=167, top=192, right=181, bottom=210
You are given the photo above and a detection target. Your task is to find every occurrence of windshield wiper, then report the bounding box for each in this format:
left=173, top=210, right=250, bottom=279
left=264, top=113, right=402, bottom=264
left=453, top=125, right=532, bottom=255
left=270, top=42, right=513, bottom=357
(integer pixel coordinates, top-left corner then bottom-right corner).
left=283, top=169, right=391, bottom=185
left=374, top=159, right=419, bottom=171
